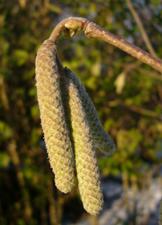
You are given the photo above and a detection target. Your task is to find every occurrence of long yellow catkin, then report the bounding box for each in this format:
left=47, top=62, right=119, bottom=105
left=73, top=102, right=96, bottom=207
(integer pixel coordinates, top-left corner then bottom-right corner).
left=62, top=69, right=104, bottom=215
left=35, top=40, right=75, bottom=193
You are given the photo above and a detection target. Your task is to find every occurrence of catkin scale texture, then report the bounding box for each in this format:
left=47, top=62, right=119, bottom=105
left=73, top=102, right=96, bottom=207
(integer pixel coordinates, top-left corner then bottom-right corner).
left=62, top=70, right=104, bottom=215
left=64, top=68, right=115, bottom=155
left=35, top=40, right=75, bottom=193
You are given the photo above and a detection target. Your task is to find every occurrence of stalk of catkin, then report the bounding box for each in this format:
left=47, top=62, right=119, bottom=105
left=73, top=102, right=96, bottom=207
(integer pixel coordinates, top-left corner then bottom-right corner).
left=62, top=69, right=104, bottom=215
left=64, top=68, right=115, bottom=155
left=35, top=39, right=75, bottom=193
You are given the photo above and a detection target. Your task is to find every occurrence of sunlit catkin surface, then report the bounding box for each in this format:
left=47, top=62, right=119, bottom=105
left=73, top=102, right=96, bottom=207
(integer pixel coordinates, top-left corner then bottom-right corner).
left=62, top=69, right=104, bottom=215
left=35, top=40, right=75, bottom=193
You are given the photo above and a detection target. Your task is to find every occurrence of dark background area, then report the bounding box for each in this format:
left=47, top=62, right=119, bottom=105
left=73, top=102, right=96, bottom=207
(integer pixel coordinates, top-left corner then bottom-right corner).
left=0, top=1, right=162, bottom=225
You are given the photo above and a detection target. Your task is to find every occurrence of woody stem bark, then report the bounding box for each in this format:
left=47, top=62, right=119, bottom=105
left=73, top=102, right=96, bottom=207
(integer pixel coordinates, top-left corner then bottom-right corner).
left=49, top=17, right=162, bottom=74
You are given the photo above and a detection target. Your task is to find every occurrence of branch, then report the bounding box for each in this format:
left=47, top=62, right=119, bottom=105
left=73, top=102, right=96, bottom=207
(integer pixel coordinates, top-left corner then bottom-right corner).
left=126, top=0, right=157, bottom=58
left=49, top=17, right=162, bottom=73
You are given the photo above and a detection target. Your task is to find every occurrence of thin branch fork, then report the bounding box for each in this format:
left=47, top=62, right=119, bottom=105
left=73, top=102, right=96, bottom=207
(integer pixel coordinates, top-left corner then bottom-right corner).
left=49, top=17, right=162, bottom=73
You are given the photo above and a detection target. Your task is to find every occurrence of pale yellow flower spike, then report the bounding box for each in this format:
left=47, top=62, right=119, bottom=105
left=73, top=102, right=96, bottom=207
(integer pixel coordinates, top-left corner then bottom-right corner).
left=62, top=70, right=104, bottom=215
left=35, top=39, right=75, bottom=193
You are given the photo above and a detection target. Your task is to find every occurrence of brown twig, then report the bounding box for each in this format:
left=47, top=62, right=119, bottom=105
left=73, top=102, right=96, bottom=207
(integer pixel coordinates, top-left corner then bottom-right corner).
left=126, top=0, right=157, bottom=58
left=49, top=17, right=162, bottom=73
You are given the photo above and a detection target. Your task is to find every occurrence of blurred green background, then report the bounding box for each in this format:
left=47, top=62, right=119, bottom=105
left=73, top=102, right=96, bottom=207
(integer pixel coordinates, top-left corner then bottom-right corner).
left=0, top=1, right=162, bottom=225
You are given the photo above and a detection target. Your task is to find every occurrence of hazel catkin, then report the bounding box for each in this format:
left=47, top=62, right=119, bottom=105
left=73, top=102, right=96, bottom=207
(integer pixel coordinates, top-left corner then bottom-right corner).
left=35, top=38, right=115, bottom=215
left=35, top=39, right=75, bottom=193
left=61, top=69, right=104, bottom=215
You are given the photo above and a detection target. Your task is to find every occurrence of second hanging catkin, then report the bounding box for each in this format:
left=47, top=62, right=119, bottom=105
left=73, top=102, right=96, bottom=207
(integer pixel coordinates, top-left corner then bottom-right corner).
left=62, top=68, right=116, bottom=214
left=61, top=68, right=104, bottom=215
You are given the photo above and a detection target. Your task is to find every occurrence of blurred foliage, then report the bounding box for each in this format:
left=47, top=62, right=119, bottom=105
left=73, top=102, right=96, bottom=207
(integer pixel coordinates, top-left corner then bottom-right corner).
left=0, top=0, right=162, bottom=224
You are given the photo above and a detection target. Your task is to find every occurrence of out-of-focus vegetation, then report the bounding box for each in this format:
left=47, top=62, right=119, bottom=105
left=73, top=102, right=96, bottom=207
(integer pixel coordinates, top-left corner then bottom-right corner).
left=0, top=1, right=162, bottom=225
